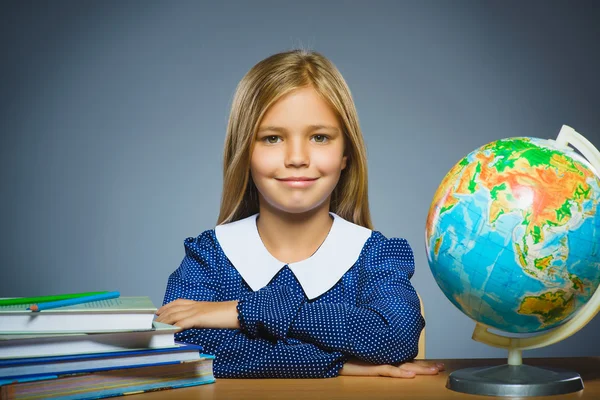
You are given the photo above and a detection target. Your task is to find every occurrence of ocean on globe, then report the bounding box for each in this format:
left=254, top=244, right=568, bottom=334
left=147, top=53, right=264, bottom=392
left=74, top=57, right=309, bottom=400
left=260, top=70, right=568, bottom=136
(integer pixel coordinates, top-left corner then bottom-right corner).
left=426, top=137, right=600, bottom=333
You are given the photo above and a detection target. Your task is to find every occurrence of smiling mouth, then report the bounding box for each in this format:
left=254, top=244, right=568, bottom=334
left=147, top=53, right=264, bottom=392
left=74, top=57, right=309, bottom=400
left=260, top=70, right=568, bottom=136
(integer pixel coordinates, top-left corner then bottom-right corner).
left=276, top=177, right=319, bottom=187
left=276, top=177, right=319, bottom=182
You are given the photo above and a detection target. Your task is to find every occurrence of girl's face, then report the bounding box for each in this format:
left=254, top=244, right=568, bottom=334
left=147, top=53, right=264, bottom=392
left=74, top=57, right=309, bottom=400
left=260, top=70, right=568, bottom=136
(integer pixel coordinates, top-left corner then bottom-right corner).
left=250, top=86, right=347, bottom=216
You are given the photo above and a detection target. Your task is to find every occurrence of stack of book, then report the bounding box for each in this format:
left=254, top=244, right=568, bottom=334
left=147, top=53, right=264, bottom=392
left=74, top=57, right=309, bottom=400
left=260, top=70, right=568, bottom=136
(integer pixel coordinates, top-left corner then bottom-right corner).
left=0, top=293, right=214, bottom=399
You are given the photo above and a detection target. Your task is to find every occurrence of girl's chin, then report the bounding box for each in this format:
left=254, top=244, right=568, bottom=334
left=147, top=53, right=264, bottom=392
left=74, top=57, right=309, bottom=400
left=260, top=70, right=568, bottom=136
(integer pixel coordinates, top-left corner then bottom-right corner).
left=263, top=201, right=330, bottom=216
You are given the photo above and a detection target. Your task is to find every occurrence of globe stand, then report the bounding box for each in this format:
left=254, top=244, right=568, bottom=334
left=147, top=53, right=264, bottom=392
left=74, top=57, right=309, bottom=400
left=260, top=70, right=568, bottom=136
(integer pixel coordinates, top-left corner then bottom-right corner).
left=447, top=338, right=584, bottom=396
left=447, top=363, right=583, bottom=397
left=443, top=125, right=600, bottom=397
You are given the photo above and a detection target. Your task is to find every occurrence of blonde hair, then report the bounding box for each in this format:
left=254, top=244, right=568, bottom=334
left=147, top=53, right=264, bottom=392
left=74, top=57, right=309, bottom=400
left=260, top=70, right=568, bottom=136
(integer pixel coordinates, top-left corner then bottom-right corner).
left=217, top=49, right=372, bottom=229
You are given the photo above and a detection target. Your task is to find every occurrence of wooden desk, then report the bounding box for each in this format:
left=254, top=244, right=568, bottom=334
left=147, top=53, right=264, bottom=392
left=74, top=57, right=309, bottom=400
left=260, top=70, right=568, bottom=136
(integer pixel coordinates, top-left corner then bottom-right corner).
left=132, top=357, right=600, bottom=399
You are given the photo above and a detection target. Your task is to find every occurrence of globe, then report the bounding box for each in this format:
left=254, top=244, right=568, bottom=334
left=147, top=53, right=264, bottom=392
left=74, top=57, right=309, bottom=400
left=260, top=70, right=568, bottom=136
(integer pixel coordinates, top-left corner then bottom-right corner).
left=426, top=133, right=600, bottom=335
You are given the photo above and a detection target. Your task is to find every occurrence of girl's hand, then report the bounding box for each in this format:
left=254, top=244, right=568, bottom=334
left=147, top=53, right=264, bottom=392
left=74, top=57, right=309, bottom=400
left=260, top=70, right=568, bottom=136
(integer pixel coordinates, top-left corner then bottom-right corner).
left=155, top=299, right=240, bottom=330
left=339, top=358, right=445, bottom=378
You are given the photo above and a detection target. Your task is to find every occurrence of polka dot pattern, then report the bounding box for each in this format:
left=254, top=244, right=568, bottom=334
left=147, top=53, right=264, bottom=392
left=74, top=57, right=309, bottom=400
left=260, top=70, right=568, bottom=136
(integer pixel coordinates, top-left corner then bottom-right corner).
left=163, top=230, right=424, bottom=378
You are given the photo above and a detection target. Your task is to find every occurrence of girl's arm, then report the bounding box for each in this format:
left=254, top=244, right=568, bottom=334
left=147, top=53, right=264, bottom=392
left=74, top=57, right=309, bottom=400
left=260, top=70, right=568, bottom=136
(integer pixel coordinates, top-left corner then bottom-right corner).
left=159, top=237, right=346, bottom=378
left=160, top=274, right=441, bottom=379
left=235, top=236, right=424, bottom=365
left=340, top=358, right=444, bottom=378
left=173, top=318, right=345, bottom=378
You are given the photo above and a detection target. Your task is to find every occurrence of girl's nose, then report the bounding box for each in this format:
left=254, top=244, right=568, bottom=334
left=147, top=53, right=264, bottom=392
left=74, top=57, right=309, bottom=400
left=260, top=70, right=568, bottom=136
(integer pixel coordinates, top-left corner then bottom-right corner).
left=284, top=140, right=309, bottom=167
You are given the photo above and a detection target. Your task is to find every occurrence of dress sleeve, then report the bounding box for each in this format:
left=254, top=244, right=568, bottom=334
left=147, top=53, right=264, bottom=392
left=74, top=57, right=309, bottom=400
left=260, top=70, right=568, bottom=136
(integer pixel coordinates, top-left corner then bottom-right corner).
left=236, top=235, right=424, bottom=365
left=163, top=233, right=346, bottom=378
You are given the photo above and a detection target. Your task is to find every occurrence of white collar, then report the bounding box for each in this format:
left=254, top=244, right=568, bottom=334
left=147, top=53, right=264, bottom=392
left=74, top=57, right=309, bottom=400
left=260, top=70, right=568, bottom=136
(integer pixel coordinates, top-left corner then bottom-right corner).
left=214, top=213, right=372, bottom=300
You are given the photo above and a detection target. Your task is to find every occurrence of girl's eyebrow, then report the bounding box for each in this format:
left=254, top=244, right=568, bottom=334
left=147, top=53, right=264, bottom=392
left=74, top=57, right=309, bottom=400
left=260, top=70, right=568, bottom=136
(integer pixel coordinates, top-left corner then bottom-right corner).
left=257, top=125, right=340, bottom=134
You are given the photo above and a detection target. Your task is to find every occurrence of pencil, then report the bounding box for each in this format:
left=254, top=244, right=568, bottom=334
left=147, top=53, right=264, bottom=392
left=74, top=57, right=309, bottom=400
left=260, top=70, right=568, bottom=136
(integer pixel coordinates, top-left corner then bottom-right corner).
left=0, top=291, right=111, bottom=307
left=28, top=291, right=121, bottom=312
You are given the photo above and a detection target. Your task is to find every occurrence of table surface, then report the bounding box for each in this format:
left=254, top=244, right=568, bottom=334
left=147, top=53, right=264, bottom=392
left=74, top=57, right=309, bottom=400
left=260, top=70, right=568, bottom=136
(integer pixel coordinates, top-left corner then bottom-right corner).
left=131, top=357, right=600, bottom=399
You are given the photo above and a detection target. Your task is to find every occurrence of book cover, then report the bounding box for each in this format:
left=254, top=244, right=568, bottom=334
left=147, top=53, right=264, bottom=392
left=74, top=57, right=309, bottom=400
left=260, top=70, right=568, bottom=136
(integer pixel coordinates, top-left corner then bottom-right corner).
left=0, top=342, right=207, bottom=380
left=0, top=358, right=215, bottom=400
left=0, top=297, right=157, bottom=333
left=0, top=297, right=156, bottom=314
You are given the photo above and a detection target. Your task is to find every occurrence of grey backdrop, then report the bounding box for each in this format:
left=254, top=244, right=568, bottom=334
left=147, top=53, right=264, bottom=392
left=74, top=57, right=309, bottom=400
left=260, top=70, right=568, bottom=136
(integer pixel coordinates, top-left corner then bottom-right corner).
left=2, top=1, right=599, bottom=360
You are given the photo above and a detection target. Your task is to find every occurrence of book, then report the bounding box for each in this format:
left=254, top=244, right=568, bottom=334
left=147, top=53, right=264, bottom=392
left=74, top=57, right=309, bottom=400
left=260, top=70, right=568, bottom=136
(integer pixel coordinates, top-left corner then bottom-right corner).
left=0, top=357, right=215, bottom=399
left=0, top=297, right=156, bottom=333
left=0, top=342, right=204, bottom=379
left=0, top=321, right=178, bottom=359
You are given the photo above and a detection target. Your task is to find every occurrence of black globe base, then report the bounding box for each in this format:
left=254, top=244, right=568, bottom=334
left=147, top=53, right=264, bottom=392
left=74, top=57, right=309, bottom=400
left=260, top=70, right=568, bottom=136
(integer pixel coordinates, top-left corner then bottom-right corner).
left=447, top=364, right=584, bottom=397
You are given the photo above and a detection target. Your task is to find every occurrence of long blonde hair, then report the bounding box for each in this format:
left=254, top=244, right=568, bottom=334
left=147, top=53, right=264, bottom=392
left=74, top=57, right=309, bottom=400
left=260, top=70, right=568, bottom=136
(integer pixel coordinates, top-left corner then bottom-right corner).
left=217, top=49, right=372, bottom=229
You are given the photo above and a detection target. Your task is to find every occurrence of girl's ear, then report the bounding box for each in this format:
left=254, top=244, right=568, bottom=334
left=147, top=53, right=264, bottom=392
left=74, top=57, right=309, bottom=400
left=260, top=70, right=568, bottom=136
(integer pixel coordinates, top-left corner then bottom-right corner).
left=341, top=155, right=348, bottom=170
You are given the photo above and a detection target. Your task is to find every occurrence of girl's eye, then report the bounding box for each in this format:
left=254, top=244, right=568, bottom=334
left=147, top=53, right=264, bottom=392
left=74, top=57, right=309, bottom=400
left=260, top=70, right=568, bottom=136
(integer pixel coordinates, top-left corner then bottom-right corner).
left=264, top=135, right=281, bottom=144
left=312, top=134, right=329, bottom=143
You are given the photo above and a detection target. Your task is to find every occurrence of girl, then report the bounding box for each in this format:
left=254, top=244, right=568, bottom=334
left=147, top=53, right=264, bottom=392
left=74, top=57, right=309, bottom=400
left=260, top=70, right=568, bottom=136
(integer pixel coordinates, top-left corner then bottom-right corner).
left=156, top=49, right=444, bottom=379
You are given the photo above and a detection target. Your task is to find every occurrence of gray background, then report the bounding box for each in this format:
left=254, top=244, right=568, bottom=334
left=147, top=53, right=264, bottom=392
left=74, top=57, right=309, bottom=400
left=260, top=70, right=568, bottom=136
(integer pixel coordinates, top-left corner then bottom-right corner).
left=2, top=1, right=599, bottom=360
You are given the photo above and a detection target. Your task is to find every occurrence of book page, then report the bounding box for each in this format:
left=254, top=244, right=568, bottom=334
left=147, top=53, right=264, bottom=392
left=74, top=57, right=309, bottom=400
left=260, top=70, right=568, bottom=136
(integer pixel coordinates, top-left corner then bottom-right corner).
left=0, top=297, right=156, bottom=313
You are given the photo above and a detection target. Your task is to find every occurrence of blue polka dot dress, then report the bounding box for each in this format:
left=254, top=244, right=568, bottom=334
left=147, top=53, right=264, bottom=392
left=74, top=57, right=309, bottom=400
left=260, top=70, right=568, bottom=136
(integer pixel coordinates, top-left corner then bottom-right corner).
left=162, top=213, right=424, bottom=378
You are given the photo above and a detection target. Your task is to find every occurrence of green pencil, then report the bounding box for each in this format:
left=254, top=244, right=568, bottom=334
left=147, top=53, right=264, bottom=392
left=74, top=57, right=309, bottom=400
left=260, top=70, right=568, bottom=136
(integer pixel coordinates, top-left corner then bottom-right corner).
left=0, top=291, right=110, bottom=306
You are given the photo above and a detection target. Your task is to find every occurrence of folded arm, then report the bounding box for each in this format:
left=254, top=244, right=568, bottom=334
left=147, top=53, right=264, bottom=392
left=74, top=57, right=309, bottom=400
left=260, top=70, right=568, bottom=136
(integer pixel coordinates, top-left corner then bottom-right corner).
left=159, top=238, right=346, bottom=378
left=236, top=237, right=424, bottom=364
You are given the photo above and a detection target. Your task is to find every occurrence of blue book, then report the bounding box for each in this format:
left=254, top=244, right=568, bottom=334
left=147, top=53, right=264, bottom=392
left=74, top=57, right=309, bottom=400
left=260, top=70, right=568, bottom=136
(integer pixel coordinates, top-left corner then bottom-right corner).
left=0, top=342, right=205, bottom=380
